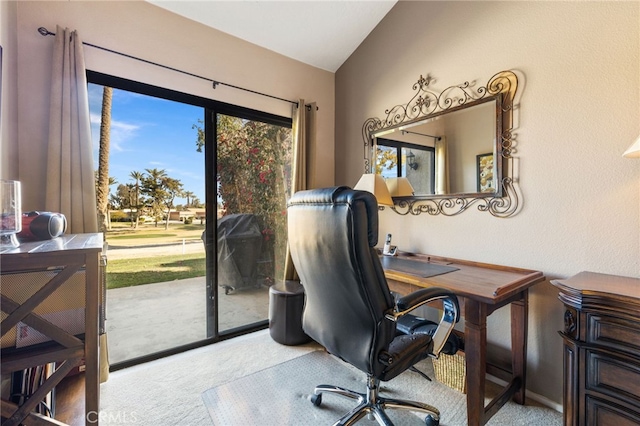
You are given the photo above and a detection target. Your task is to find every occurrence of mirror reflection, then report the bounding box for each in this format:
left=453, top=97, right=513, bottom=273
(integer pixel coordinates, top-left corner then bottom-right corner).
left=373, top=97, right=500, bottom=197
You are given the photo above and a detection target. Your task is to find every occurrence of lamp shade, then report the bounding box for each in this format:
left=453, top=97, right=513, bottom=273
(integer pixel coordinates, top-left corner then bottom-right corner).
left=386, top=177, right=415, bottom=197
left=353, top=174, right=393, bottom=206
left=623, top=135, right=640, bottom=158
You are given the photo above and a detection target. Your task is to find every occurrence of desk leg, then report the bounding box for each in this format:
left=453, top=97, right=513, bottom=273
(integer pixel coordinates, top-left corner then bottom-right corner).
left=464, top=300, right=487, bottom=426
left=85, top=254, right=100, bottom=425
left=511, top=291, right=528, bottom=405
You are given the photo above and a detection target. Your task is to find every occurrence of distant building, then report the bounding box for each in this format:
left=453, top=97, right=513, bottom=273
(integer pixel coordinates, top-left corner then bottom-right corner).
left=168, top=208, right=206, bottom=221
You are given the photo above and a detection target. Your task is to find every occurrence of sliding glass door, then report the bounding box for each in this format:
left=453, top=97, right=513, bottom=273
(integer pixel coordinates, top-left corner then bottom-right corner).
left=88, top=72, right=292, bottom=367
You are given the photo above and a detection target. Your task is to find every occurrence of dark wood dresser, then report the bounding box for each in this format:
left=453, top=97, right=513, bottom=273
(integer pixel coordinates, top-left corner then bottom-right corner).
left=551, top=271, right=640, bottom=426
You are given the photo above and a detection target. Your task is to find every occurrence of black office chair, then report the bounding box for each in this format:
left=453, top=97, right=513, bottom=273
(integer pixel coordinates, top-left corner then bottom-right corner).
left=287, top=186, right=460, bottom=426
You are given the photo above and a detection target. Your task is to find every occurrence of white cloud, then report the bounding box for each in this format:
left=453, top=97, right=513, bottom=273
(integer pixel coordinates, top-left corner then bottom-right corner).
left=90, top=113, right=141, bottom=152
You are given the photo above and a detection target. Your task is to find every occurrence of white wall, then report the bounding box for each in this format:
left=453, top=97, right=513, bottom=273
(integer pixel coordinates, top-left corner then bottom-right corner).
left=336, top=1, right=639, bottom=405
left=13, top=1, right=335, bottom=211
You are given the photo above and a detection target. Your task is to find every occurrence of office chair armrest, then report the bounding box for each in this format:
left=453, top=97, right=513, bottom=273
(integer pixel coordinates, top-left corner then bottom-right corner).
left=395, top=288, right=458, bottom=316
left=392, top=288, right=460, bottom=357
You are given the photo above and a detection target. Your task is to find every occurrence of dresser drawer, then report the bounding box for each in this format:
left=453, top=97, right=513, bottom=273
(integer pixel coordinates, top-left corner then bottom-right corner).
left=586, top=395, right=640, bottom=426
left=587, top=313, right=640, bottom=356
left=586, top=349, right=640, bottom=408
left=553, top=272, right=640, bottom=426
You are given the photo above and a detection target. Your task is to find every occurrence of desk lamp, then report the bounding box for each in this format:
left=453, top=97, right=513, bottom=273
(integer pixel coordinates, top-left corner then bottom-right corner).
left=386, top=177, right=415, bottom=197
left=354, top=174, right=393, bottom=207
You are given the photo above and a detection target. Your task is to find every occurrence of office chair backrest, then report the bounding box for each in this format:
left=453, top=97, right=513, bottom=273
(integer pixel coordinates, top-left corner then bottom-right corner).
left=287, top=187, right=396, bottom=377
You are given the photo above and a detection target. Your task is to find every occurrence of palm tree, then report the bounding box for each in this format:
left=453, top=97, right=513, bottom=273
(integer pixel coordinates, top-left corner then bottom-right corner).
left=130, top=171, right=144, bottom=228
left=96, top=86, right=113, bottom=233
left=142, top=168, right=168, bottom=227
left=183, top=190, right=195, bottom=208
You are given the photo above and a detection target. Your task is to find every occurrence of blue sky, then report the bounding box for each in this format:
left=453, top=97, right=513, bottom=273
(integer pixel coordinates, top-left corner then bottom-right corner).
left=88, top=83, right=205, bottom=205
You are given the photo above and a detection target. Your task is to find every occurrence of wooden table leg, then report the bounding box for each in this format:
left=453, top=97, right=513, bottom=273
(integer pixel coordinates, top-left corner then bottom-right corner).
left=464, top=300, right=487, bottom=426
left=511, top=290, right=528, bottom=405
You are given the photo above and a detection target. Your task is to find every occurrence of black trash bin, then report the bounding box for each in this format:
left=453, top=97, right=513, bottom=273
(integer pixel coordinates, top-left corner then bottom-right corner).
left=269, top=280, right=311, bottom=345
left=216, top=214, right=263, bottom=294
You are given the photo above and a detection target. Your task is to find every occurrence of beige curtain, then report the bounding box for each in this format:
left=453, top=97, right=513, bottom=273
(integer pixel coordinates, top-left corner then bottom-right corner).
left=434, top=137, right=450, bottom=195
left=283, top=100, right=316, bottom=281
left=45, top=26, right=98, bottom=234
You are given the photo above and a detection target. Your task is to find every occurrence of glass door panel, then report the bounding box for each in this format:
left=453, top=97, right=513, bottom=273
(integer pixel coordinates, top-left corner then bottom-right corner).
left=215, top=113, right=292, bottom=333
left=89, top=82, right=207, bottom=365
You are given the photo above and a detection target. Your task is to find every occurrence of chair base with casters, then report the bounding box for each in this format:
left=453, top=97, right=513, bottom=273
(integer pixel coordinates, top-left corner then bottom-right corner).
left=309, top=292, right=459, bottom=426
left=306, top=293, right=458, bottom=426
left=310, top=375, right=440, bottom=426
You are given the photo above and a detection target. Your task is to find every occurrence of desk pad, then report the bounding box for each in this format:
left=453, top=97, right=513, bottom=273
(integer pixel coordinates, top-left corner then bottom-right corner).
left=381, top=256, right=459, bottom=278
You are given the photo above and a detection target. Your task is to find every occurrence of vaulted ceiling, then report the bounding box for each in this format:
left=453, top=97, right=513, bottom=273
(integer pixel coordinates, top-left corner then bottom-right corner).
left=148, top=1, right=397, bottom=72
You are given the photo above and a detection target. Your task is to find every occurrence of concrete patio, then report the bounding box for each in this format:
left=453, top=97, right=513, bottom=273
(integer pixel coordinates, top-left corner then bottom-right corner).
left=104, top=242, right=271, bottom=364
left=106, top=278, right=270, bottom=364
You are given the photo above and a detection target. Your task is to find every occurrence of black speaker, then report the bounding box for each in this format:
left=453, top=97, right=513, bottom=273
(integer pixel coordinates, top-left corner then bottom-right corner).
left=19, top=211, right=67, bottom=241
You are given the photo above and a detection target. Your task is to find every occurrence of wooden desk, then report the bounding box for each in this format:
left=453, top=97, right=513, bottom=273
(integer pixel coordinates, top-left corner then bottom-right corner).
left=1, top=233, right=103, bottom=426
left=383, top=252, right=545, bottom=426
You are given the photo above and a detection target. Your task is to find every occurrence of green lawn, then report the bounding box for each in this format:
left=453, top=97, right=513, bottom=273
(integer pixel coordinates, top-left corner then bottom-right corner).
left=107, top=253, right=206, bottom=289
left=105, top=222, right=205, bottom=247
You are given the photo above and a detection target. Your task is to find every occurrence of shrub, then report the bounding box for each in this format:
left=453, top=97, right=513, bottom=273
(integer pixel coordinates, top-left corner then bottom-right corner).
left=110, top=211, right=129, bottom=222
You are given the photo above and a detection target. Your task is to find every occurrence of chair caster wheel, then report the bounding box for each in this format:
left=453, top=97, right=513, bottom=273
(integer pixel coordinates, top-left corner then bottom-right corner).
left=310, top=393, right=322, bottom=407
left=425, top=414, right=439, bottom=426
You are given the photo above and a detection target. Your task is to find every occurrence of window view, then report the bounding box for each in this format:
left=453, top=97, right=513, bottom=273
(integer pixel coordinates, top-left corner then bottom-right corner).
left=89, top=76, right=292, bottom=366
left=89, top=83, right=207, bottom=365
left=375, top=139, right=435, bottom=194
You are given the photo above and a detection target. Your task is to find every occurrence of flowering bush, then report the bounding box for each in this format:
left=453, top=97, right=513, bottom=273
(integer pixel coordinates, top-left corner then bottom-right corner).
left=216, top=114, right=292, bottom=280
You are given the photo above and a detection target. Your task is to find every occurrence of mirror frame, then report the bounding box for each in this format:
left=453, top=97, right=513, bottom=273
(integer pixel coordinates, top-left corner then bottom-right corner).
left=362, top=70, right=520, bottom=217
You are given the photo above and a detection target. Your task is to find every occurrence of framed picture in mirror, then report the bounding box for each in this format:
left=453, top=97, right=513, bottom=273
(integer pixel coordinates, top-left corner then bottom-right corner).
left=477, top=153, right=494, bottom=193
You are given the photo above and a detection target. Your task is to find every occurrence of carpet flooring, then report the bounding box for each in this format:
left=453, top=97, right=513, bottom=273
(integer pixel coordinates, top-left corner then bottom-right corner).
left=203, top=350, right=446, bottom=425
left=202, top=350, right=561, bottom=426
left=100, top=329, right=561, bottom=425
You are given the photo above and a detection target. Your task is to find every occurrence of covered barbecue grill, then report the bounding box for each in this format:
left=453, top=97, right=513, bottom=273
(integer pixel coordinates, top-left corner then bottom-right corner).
left=216, top=213, right=263, bottom=294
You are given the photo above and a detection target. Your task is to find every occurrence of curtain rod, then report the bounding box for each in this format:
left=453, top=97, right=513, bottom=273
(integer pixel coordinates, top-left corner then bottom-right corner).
left=38, top=27, right=316, bottom=110
left=400, top=130, right=441, bottom=140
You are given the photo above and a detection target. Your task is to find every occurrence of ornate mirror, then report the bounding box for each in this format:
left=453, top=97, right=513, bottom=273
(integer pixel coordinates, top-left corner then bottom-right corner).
left=363, top=70, right=520, bottom=217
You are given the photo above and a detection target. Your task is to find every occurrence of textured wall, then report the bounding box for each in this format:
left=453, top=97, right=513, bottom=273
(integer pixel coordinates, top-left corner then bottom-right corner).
left=336, top=1, right=639, bottom=405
